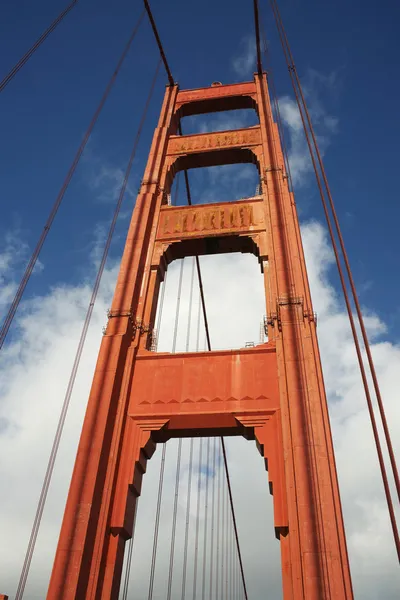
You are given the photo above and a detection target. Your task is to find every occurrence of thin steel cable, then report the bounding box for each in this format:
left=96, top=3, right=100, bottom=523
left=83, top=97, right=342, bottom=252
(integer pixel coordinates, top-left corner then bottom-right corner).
left=209, top=437, right=217, bottom=600
left=252, top=0, right=263, bottom=73
left=0, top=0, right=78, bottom=94
left=180, top=132, right=249, bottom=596
left=185, top=256, right=196, bottom=351
left=121, top=537, right=134, bottom=600
left=13, top=54, right=159, bottom=600
left=270, top=0, right=400, bottom=561
left=201, top=437, right=211, bottom=600
left=220, top=439, right=249, bottom=600
left=154, top=270, right=168, bottom=350
left=143, top=0, right=174, bottom=86
left=0, top=9, right=145, bottom=351
left=181, top=438, right=194, bottom=600
left=148, top=444, right=167, bottom=600
left=196, top=287, right=202, bottom=352
left=216, top=443, right=222, bottom=599
left=278, top=0, right=400, bottom=504
left=221, top=455, right=226, bottom=600
left=172, top=259, right=185, bottom=353
left=173, top=171, right=181, bottom=206
left=166, top=438, right=183, bottom=600
left=192, top=438, right=203, bottom=600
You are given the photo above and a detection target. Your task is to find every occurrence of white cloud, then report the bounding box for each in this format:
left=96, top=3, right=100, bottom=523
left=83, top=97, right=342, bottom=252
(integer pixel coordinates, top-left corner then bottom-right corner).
left=0, top=231, right=44, bottom=320
left=0, top=219, right=399, bottom=598
left=232, top=35, right=256, bottom=78
left=278, top=69, right=339, bottom=187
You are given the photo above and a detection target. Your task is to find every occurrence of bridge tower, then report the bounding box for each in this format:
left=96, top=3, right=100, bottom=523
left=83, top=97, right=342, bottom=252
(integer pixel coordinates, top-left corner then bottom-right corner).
left=47, top=74, right=353, bottom=599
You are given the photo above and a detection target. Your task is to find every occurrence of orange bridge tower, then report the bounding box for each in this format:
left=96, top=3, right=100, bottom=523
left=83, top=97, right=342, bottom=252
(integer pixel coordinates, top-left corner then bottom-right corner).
left=47, top=75, right=353, bottom=599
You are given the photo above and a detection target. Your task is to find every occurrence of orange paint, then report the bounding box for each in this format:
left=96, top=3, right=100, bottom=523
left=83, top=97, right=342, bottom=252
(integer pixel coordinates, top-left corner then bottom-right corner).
left=46, top=76, right=353, bottom=599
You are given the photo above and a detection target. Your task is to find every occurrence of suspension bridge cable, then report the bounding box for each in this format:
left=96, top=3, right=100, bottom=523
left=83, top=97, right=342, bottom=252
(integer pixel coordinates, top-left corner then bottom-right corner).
left=0, top=9, right=145, bottom=352
left=166, top=438, right=183, bottom=600
left=196, top=287, right=202, bottom=352
left=154, top=269, right=168, bottom=351
left=179, top=124, right=249, bottom=598
left=13, top=55, right=160, bottom=600
left=144, top=4, right=250, bottom=588
left=275, top=0, right=400, bottom=505
left=221, top=440, right=249, bottom=599
left=192, top=438, right=204, bottom=599
left=181, top=438, right=195, bottom=600
left=201, top=437, right=211, bottom=600
left=172, top=259, right=185, bottom=352
left=148, top=444, right=167, bottom=600
left=186, top=256, right=196, bottom=351
left=121, top=536, right=134, bottom=600
left=209, top=437, right=217, bottom=599
left=143, top=0, right=174, bottom=86
left=0, top=0, right=78, bottom=94
left=216, top=442, right=222, bottom=599
left=221, top=452, right=226, bottom=599
left=252, top=0, right=263, bottom=74
left=269, top=0, right=400, bottom=560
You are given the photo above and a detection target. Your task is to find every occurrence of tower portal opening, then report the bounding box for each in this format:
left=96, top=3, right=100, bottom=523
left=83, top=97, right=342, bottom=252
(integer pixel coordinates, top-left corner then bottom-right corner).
left=154, top=252, right=266, bottom=353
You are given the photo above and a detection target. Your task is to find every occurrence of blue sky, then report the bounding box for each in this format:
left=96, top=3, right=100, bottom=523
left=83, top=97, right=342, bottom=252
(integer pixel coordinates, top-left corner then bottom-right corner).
left=1, top=0, right=400, bottom=338
left=1, top=1, right=400, bottom=598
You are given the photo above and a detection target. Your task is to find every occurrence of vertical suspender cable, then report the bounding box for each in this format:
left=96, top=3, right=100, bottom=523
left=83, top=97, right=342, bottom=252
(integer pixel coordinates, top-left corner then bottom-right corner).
left=221, top=455, right=226, bottom=599
left=172, top=260, right=185, bottom=353
left=180, top=136, right=249, bottom=599
left=0, top=9, right=145, bottom=351
left=209, top=437, right=217, bottom=599
left=201, top=437, right=211, bottom=600
left=181, top=438, right=195, bottom=600
left=13, top=55, right=160, bottom=600
left=186, top=256, right=196, bottom=351
left=121, top=535, right=134, bottom=600
left=196, top=288, right=202, bottom=352
left=145, top=6, right=250, bottom=593
left=147, top=444, right=167, bottom=600
left=269, top=0, right=400, bottom=560
left=166, top=438, right=183, bottom=600
left=192, top=438, right=203, bottom=600
left=154, top=270, right=168, bottom=351
left=0, top=0, right=79, bottom=94
left=216, top=443, right=222, bottom=598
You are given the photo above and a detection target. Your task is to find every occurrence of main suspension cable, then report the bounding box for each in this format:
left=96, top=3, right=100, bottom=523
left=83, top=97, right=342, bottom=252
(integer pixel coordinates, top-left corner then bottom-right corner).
left=0, top=0, right=79, bottom=94
left=13, top=55, right=160, bottom=600
left=143, top=0, right=174, bottom=85
left=145, top=4, right=250, bottom=588
left=179, top=126, right=249, bottom=598
left=279, top=0, right=400, bottom=504
left=0, top=9, right=145, bottom=351
left=253, top=0, right=263, bottom=74
left=270, top=0, right=400, bottom=560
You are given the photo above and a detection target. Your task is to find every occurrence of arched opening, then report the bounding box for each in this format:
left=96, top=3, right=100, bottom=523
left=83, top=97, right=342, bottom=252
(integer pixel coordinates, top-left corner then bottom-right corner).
left=170, top=162, right=261, bottom=206
left=154, top=247, right=266, bottom=354
left=180, top=107, right=259, bottom=136
left=123, top=435, right=282, bottom=599
left=166, top=146, right=263, bottom=206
